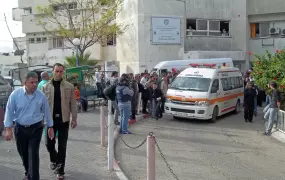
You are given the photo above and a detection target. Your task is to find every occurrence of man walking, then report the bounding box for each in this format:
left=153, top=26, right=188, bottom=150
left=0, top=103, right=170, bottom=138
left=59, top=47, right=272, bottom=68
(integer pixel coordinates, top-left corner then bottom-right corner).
left=4, top=72, right=54, bottom=180
left=264, top=81, right=281, bottom=136
left=41, top=63, right=77, bottom=180
left=38, top=71, right=49, bottom=90
left=105, top=71, right=120, bottom=125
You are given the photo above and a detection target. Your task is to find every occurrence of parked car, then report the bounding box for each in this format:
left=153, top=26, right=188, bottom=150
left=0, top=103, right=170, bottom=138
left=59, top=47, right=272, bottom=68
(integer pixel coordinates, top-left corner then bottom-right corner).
left=3, top=76, right=22, bottom=91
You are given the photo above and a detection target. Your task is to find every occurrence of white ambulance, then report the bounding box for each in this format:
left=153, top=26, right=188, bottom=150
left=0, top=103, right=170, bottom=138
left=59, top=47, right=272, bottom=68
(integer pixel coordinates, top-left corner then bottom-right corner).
left=165, top=64, right=244, bottom=122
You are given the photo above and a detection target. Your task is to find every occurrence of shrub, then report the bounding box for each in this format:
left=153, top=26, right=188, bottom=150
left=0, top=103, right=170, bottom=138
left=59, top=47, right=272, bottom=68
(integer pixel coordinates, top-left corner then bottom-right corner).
left=251, top=49, right=285, bottom=109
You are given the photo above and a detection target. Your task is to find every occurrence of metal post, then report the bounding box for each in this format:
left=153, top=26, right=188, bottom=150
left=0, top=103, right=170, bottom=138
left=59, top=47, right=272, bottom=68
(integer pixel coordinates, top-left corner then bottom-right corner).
left=107, top=100, right=114, bottom=170
left=100, top=106, right=105, bottom=147
left=75, top=45, right=79, bottom=67
left=137, top=92, right=142, bottom=115
left=147, top=134, right=155, bottom=180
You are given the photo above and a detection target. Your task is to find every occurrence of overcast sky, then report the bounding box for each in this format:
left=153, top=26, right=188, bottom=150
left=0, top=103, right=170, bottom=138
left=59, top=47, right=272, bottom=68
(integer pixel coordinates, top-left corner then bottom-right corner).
left=0, top=0, right=24, bottom=53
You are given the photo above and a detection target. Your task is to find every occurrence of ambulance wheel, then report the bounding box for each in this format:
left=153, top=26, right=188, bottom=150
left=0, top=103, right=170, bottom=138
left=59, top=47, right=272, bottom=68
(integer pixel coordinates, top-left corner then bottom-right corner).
left=210, top=106, right=218, bottom=123
left=234, top=100, right=241, bottom=114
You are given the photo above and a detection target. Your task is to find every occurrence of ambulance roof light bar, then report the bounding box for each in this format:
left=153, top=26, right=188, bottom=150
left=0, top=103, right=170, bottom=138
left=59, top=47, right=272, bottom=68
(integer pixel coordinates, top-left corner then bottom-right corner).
left=189, top=63, right=216, bottom=68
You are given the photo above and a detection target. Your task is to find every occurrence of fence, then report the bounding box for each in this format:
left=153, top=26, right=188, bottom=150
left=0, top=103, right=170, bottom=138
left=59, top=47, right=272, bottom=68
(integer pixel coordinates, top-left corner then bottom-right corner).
left=276, top=110, right=285, bottom=132
left=100, top=99, right=180, bottom=180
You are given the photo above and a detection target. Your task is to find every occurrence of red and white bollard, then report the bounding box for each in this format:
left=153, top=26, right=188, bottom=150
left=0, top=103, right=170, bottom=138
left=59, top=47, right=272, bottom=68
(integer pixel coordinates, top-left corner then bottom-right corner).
left=100, top=106, right=105, bottom=147
left=147, top=133, right=155, bottom=180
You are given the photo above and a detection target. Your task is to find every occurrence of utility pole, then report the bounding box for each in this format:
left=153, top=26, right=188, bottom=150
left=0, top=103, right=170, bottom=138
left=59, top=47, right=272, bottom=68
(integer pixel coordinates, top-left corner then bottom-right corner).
left=4, top=13, right=24, bottom=63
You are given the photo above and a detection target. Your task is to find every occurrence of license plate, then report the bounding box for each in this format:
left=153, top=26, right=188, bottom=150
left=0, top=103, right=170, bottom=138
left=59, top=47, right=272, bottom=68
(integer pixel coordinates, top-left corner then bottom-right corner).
left=177, top=112, right=186, bottom=116
left=0, top=92, right=5, bottom=96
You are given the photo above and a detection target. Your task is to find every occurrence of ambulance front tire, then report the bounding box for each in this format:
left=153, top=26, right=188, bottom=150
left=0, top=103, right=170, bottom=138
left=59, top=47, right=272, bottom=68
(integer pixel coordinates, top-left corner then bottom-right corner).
left=210, top=106, right=219, bottom=123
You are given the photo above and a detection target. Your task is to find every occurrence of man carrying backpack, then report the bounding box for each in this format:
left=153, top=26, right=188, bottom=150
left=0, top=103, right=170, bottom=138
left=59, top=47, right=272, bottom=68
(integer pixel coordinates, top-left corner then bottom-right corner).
left=104, top=71, right=120, bottom=125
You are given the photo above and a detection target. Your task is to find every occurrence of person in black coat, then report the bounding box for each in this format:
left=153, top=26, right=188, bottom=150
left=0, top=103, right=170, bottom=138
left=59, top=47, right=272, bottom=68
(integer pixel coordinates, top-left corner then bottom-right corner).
left=244, top=82, right=256, bottom=123
left=151, top=82, right=164, bottom=119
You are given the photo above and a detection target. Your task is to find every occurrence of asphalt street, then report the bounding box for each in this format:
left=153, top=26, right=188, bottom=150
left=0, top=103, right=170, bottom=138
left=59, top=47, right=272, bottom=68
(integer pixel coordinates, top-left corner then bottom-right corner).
left=115, top=109, right=285, bottom=180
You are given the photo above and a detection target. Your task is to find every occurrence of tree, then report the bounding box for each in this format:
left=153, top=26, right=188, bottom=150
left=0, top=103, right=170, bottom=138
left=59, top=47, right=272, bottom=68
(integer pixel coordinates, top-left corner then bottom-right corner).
left=36, top=0, right=127, bottom=57
left=251, top=49, right=285, bottom=109
left=65, top=52, right=98, bottom=67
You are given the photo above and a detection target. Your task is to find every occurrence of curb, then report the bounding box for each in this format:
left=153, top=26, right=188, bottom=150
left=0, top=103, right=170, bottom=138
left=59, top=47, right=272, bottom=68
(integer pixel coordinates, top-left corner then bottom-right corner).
left=113, top=114, right=149, bottom=180
left=271, top=127, right=285, bottom=143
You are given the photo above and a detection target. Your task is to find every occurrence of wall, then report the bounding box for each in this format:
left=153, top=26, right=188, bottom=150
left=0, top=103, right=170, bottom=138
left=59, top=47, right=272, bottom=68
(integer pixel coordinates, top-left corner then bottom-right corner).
left=185, top=0, right=248, bottom=52
left=248, top=0, right=285, bottom=15
left=248, top=18, right=285, bottom=61
left=136, top=0, right=185, bottom=73
left=116, top=0, right=139, bottom=74
left=102, top=46, right=116, bottom=61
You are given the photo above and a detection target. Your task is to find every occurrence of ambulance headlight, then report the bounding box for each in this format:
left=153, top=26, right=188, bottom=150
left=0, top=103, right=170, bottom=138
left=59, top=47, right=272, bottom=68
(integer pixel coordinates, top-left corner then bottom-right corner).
left=196, top=101, right=209, bottom=106
left=166, top=98, right=172, bottom=103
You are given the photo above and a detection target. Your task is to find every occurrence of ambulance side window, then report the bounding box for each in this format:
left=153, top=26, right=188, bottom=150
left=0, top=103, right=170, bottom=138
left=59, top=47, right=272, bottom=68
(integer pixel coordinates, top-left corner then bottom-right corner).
left=221, top=78, right=230, bottom=91
left=211, top=79, right=219, bottom=93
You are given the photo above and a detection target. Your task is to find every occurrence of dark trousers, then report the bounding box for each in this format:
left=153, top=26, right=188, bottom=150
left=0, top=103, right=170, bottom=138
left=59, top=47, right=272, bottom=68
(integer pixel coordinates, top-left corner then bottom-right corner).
left=96, top=82, right=103, bottom=98
left=45, top=116, right=69, bottom=175
left=161, top=97, right=165, bottom=113
left=130, top=109, right=136, bottom=119
left=142, top=98, right=148, bottom=113
left=15, top=121, right=43, bottom=180
left=78, top=97, right=88, bottom=111
left=244, top=104, right=254, bottom=122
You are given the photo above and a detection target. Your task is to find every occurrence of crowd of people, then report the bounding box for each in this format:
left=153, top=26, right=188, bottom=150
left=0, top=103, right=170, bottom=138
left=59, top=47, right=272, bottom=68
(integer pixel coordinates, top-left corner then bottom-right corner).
left=243, top=69, right=281, bottom=136
left=3, top=62, right=282, bottom=180
left=98, top=69, right=180, bottom=134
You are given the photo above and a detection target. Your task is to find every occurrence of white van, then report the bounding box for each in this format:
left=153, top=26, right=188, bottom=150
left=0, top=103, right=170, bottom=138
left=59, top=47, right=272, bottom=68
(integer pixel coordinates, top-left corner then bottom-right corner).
left=151, top=58, right=234, bottom=76
left=165, top=65, right=244, bottom=122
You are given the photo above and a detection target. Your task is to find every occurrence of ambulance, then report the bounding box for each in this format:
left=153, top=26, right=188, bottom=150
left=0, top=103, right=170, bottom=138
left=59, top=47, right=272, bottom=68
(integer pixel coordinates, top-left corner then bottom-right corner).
left=165, top=64, right=244, bottom=122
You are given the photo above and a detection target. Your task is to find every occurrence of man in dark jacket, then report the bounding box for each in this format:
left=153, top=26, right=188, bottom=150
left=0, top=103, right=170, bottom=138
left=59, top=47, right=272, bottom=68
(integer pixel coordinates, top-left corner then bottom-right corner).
left=151, top=82, right=164, bottom=119
left=129, top=73, right=138, bottom=122
left=105, top=71, right=119, bottom=125
left=244, top=82, right=256, bottom=123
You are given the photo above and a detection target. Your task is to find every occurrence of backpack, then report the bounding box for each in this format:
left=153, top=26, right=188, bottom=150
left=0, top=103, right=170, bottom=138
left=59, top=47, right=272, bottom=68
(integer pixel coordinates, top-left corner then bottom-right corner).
left=103, top=85, right=116, bottom=100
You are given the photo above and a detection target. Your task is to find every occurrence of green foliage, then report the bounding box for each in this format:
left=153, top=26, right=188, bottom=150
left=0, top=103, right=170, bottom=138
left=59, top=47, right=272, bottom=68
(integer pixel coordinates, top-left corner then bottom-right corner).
left=251, top=49, right=285, bottom=109
left=65, top=53, right=98, bottom=83
left=36, top=0, right=127, bottom=56
left=65, top=53, right=98, bottom=67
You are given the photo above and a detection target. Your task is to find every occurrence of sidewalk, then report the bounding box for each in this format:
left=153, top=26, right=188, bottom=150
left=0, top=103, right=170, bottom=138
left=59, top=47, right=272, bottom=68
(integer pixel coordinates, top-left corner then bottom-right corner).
left=115, top=111, right=285, bottom=180
left=0, top=109, right=118, bottom=180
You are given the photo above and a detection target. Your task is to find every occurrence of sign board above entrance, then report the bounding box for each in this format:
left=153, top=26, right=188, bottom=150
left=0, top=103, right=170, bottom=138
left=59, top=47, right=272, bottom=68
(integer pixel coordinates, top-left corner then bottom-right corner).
left=151, top=17, right=181, bottom=44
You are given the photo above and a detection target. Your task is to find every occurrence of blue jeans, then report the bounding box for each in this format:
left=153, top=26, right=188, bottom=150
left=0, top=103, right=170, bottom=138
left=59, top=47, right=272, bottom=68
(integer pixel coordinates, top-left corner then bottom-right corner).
left=118, top=103, right=131, bottom=133
left=254, top=97, right=257, bottom=112
left=264, top=107, right=278, bottom=134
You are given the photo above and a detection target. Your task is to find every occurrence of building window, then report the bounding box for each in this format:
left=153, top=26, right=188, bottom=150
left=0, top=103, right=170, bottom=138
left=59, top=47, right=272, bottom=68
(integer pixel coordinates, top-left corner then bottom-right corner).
left=186, top=19, right=230, bottom=37
left=53, top=38, right=64, bottom=48
left=29, top=38, right=35, bottom=43
left=24, top=8, right=32, bottom=15
left=107, top=34, right=116, bottom=46
left=42, top=37, right=47, bottom=43
left=36, top=38, right=41, bottom=43
left=250, top=23, right=269, bottom=38
left=68, top=2, right=77, bottom=9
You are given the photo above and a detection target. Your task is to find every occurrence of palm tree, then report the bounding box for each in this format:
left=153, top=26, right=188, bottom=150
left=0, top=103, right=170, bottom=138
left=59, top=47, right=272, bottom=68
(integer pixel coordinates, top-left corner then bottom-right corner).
left=65, top=53, right=99, bottom=67
left=65, top=53, right=100, bottom=84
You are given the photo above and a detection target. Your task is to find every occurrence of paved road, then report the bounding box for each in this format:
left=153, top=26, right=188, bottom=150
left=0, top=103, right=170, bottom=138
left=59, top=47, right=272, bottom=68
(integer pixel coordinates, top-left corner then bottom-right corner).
left=0, top=109, right=118, bottom=180
left=115, top=109, right=285, bottom=180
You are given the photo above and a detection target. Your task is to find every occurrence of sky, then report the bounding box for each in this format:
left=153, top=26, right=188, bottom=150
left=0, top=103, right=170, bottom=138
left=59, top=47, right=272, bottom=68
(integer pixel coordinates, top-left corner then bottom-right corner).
left=0, top=0, right=24, bottom=52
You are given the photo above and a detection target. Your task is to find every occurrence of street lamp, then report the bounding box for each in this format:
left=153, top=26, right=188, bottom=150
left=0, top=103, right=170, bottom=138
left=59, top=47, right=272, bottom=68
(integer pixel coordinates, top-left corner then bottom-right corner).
left=72, top=38, right=80, bottom=67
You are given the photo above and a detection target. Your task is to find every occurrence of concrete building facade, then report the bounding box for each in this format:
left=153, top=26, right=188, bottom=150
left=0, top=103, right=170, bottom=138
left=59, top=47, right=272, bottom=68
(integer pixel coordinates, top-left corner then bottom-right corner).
left=12, top=0, right=285, bottom=73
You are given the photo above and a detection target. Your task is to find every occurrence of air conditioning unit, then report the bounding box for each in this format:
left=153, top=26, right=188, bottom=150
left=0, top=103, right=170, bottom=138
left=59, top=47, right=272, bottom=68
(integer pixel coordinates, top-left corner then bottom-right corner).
left=269, top=27, right=281, bottom=35
left=281, top=29, right=285, bottom=36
